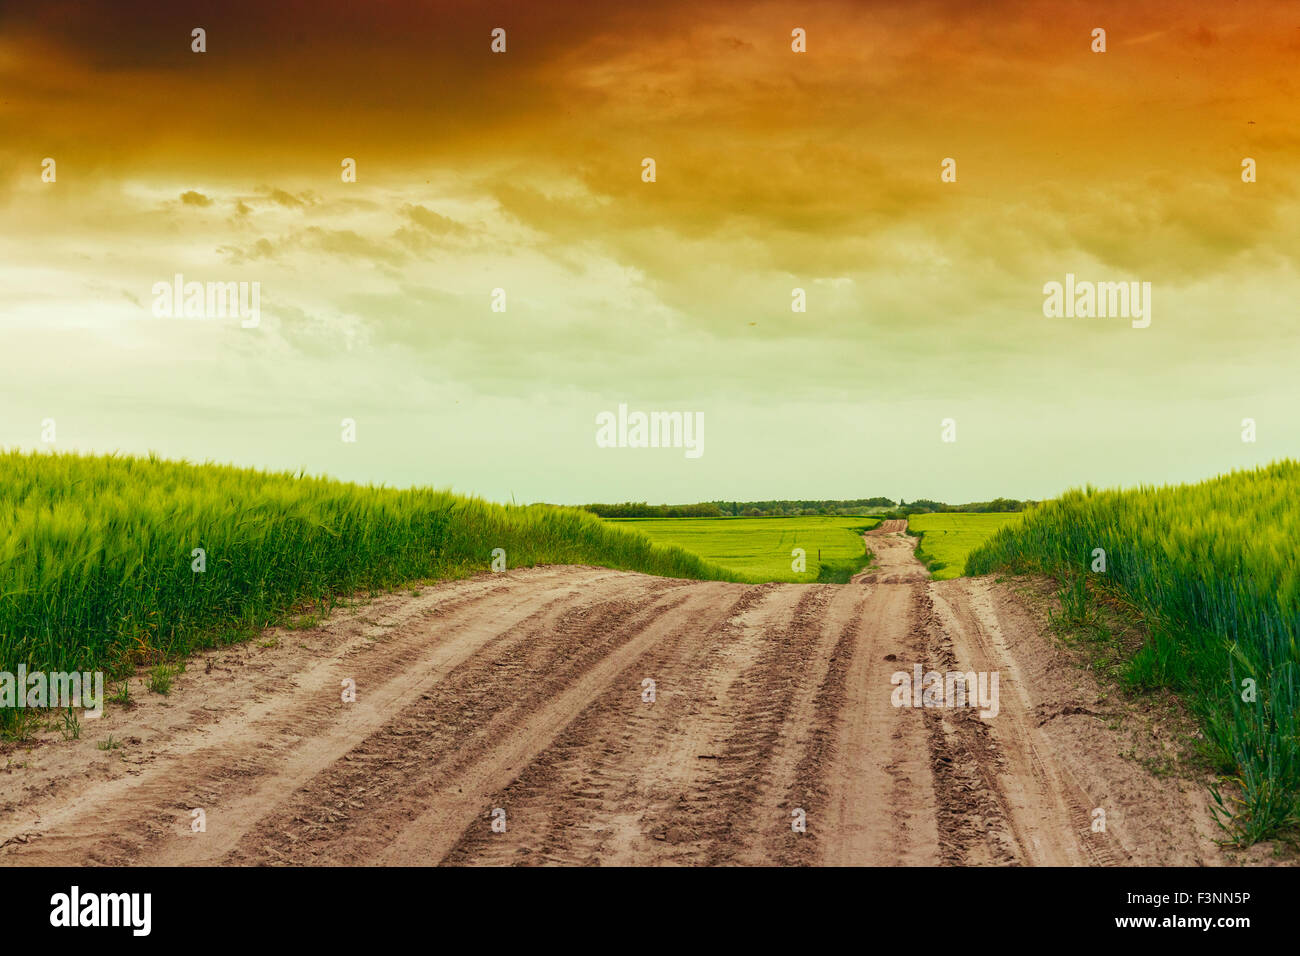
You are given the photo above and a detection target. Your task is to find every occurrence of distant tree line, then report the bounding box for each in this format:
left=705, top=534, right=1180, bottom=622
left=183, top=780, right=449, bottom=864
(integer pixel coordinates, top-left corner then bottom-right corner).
left=893, top=497, right=1032, bottom=515
left=582, top=497, right=1032, bottom=518
left=583, top=502, right=726, bottom=518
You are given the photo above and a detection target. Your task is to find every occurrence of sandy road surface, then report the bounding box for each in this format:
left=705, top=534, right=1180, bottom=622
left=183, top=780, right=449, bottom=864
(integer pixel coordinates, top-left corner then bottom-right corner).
left=1, top=527, right=1229, bottom=866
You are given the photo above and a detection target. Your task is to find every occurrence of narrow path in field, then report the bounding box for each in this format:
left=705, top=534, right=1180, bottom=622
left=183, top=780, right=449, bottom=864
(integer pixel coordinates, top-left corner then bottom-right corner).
left=1, top=532, right=1230, bottom=866
left=851, top=519, right=930, bottom=584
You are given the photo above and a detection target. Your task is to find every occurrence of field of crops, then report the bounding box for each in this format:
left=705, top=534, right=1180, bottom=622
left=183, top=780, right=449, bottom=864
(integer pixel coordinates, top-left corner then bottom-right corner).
left=0, top=451, right=736, bottom=726
left=906, top=513, right=1024, bottom=580
left=607, top=516, right=880, bottom=583
left=967, top=461, right=1300, bottom=842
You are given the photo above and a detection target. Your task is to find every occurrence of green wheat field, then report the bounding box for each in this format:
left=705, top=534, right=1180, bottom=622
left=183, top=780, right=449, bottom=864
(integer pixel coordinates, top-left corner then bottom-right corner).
left=606, top=515, right=880, bottom=583
left=909, top=513, right=1024, bottom=579
left=967, top=461, right=1300, bottom=841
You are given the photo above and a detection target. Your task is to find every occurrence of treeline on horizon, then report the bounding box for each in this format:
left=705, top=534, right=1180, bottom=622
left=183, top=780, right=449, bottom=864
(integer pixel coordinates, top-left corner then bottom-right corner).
left=583, top=497, right=1034, bottom=518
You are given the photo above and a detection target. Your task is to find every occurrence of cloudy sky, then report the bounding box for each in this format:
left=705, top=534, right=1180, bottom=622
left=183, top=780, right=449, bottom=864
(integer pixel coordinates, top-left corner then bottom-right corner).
left=2, top=0, right=1297, bottom=504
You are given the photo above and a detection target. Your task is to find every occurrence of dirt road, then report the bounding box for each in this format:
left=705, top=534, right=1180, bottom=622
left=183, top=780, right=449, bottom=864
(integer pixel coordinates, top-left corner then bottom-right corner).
left=0, top=525, right=1229, bottom=866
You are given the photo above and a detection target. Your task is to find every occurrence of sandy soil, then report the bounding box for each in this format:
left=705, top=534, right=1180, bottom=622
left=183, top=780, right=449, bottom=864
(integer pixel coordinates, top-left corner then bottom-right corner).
left=0, top=527, right=1247, bottom=866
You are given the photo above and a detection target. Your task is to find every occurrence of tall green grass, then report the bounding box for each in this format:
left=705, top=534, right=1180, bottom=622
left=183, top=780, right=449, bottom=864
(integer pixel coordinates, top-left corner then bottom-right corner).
left=967, top=461, right=1300, bottom=843
left=0, top=451, right=735, bottom=724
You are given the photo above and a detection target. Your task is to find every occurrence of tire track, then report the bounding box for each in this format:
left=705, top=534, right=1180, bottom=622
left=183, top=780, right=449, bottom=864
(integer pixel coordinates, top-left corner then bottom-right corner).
left=441, top=585, right=844, bottom=866
left=226, top=576, right=723, bottom=865
left=733, top=583, right=872, bottom=865
left=0, top=567, right=644, bottom=865
left=817, top=582, right=942, bottom=865
left=442, top=583, right=785, bottom=866
left=928, top=577, right=1103, bottom=865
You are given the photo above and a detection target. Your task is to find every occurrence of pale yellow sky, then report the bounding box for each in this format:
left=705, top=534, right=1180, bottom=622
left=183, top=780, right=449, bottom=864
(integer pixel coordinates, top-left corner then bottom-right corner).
left=2, top=1, right=1298, bottom=503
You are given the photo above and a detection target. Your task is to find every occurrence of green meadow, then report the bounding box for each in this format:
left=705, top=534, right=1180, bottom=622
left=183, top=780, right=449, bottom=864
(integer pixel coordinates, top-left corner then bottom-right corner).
left=906, top=513, right=1024, bottom=580
left=968, top=462, right=1300, bottom=843
left=607, top=516, right=880, bottom=583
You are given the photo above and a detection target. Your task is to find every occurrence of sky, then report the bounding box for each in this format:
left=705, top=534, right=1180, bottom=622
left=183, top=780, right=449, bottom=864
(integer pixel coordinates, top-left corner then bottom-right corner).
left=2, top=0, right=1298, bottom=504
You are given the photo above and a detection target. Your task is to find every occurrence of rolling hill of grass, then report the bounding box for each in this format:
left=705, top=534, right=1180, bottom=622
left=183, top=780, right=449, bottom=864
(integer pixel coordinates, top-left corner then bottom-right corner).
left=0, top=450, right=736, bottom=727
left=967, top=462, right=1300, bottom=843
left=607, top=516, right=881, bottom=583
